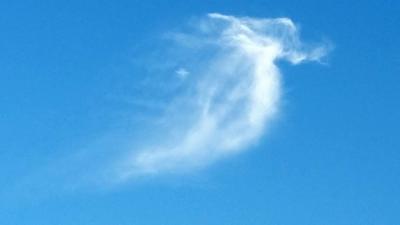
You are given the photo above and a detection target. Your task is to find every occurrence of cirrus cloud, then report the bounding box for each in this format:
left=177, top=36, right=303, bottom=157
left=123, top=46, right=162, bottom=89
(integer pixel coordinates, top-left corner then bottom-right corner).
left=113, top=13, right=329, bottom=180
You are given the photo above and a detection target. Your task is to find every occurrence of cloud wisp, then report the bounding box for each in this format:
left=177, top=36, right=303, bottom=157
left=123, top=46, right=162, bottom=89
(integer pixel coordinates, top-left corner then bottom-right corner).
left=115, top=13, right=328, bottom=181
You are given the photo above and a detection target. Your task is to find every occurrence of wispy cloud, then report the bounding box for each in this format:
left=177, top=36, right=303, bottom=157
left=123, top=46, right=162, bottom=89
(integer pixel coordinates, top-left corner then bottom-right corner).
left=113, top=13, right=329, bottom=180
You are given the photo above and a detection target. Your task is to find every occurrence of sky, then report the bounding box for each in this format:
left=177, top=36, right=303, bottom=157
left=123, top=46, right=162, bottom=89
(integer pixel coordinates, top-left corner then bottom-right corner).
left=1, top=0, right=399, bottom=225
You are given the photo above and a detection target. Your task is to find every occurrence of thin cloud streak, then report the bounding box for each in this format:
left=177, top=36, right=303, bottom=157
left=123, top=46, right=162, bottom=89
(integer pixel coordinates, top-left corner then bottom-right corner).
left=115, top=13, right=328, bottom=180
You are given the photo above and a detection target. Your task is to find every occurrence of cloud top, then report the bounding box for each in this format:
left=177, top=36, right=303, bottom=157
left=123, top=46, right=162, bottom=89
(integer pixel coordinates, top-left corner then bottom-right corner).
left=115, top=13, right=328, bottom=180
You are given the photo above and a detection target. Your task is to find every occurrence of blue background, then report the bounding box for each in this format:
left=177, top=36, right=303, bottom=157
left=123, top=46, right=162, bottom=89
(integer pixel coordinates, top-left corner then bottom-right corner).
left=1, top=0, right=399, bottom=224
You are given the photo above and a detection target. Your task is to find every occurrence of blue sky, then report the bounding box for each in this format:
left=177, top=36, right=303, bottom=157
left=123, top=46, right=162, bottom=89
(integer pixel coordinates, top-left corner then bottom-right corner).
left=1, top=0, right=399, bottom=225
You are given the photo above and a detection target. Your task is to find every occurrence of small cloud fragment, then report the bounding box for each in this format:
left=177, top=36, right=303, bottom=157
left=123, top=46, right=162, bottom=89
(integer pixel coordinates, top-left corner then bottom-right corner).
left=175, top=67, right=190, bottom=80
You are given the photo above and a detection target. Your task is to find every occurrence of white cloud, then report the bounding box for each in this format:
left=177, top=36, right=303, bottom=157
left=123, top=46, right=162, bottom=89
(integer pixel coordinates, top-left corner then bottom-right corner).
left=114, top=13, right=328, bottom=180
left=175, top=67, right=190, bottom=80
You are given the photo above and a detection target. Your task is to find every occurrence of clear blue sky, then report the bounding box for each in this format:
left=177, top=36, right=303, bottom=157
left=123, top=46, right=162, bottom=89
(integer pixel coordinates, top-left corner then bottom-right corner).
left=1, top=1, right=399, bottom=225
